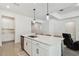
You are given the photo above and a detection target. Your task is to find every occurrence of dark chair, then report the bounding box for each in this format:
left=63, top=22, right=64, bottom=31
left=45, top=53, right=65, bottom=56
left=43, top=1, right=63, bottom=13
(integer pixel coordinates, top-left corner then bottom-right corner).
left=62, top=33, right=79, bottom=50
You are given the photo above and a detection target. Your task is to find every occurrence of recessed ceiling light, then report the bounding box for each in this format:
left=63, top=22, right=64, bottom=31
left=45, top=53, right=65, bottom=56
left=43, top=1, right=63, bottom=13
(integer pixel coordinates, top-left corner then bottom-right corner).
left=6, top=5, right=10, bottom=8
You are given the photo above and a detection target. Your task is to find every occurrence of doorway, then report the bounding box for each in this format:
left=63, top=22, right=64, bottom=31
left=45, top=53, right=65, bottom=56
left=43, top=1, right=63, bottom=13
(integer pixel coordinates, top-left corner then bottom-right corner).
left=1, top=15, right=15, bottom=43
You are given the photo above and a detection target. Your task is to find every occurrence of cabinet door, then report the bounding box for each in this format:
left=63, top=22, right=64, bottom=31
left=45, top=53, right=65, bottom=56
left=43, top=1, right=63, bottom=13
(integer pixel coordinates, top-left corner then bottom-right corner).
left=32, top=40, right=49, bottom=56
left=24, top=38, right=32, bottom=55
left=31, top=43, right=39, bottom=56
left=38, top=46, right=48, bottom=56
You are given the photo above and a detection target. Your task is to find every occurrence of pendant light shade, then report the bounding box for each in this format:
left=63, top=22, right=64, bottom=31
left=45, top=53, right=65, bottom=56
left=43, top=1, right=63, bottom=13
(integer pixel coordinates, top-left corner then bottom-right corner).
left=46, top=3, right=49, bottom=20
left=46, top=13, right=49, bottom=20
left=33, top=20, right=36, bottom=23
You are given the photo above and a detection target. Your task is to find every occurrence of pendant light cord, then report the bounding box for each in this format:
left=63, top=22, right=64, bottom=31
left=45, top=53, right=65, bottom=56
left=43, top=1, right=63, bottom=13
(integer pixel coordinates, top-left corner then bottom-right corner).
left=33, top=8, right=36, bottom=20
left=47, top=3, right=49, bottom=15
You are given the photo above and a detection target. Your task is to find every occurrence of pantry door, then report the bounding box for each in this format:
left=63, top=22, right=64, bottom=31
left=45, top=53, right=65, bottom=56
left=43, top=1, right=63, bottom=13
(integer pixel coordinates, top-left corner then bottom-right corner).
left=1, top=16, right=15, bottom=42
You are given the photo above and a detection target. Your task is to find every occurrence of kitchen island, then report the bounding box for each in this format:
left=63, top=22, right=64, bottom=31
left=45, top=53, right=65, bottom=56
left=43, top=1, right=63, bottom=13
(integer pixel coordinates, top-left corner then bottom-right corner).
left=21, top=34, right=63, bottom=56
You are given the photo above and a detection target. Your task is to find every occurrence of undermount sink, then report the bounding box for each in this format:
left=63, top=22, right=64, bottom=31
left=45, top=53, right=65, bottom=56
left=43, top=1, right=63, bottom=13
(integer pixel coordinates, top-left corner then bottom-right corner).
left=28, top=35, right=37, bottom=38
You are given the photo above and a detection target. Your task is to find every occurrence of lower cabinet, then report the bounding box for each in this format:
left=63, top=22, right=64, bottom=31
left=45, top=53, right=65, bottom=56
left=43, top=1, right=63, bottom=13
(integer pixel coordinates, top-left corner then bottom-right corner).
left=24, top=38, right=61, bottom=56
left=31, top=43, right=39, bottom=56
left=31, top=40, right=49, bottom=56
left=33, top=45, right=49, bottom=56
left=24, top=37, right=32, bottom=55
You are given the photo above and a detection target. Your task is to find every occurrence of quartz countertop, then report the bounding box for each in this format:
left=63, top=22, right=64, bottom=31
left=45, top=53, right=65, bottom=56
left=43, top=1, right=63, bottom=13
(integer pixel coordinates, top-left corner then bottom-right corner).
left=22, top=34, right=63, bottom=45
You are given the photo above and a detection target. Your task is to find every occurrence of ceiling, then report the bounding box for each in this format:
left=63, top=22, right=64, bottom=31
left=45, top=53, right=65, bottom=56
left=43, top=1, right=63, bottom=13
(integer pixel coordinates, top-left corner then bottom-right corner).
left=0, top=3, right=79, bottom=20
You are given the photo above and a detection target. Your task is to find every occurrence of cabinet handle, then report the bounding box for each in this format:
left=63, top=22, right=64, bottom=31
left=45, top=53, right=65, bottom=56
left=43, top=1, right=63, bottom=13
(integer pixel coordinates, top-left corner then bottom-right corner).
left=36, top=48, right=39, bottom=54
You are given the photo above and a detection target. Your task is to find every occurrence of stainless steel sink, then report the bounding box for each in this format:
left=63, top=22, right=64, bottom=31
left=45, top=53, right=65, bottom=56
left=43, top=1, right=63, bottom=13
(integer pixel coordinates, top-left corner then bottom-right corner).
left=28, top=35, right=37, bottom=38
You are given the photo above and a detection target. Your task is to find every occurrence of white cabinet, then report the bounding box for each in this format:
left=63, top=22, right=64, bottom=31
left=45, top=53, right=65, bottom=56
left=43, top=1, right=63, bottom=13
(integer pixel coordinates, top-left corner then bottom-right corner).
left=24, top=37, right=32, bottom=55
left=23, top=35, right=62, bottom=56
left=24, top=38, right=49, bottom=56
left=31, top=40, right=49, bottom=56
left=38, top=45, right=48, bottom=56
left=31, top=42, right=39, bottom=56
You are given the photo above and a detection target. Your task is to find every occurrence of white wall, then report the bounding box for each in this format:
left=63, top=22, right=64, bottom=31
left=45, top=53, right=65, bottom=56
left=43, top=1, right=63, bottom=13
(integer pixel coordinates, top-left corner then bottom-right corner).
left=44, top=18, right=65, bottom=36
left=41, top=20, right=49, bottom=34
left=39, top=18, right=65, bottom=37
left=45, top=17, right=79, bottom=41
left=58, top=17, right=79, bottom=41
left=0, top=9, right=31, bottom=45
left=75, top=17, right=79, bottom=41
left=15, top=16, right=31, bottom=43
left=50, top=10, right=79, bottom=41
left=40, top=18, right=64, bottom=36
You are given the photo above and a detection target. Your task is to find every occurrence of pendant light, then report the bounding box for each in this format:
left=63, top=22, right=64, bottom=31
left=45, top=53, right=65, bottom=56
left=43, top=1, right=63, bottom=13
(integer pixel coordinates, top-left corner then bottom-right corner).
left=46, top=3, right=49, bottom=20
left=33, top=8, right=36, bottom=23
